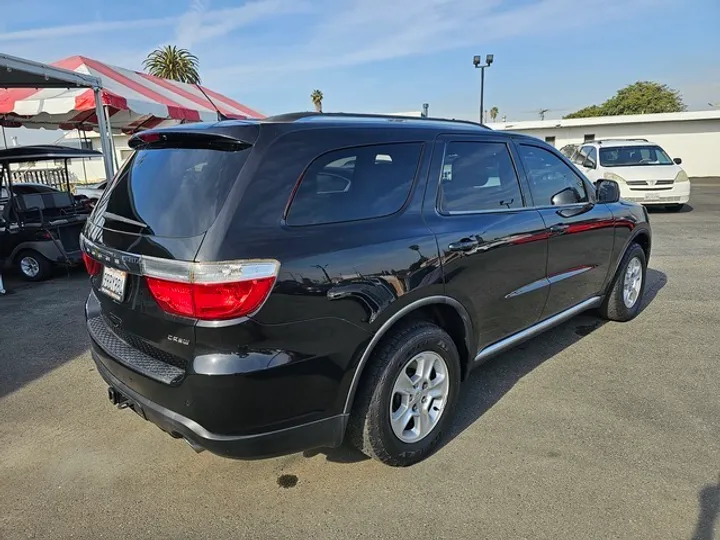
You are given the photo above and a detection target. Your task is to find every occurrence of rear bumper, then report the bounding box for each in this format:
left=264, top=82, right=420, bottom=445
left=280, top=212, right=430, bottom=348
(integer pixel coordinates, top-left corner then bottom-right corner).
left=92, top=345, right=348, bottom=459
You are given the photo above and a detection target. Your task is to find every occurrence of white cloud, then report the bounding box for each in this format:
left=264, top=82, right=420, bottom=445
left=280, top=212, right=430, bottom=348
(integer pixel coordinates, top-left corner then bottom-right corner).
left=201, top=0, right=666, bottom=83
left=175, top=0, right=313, bottom=48
left=0, top=0, right=667, bottom=78
left=0, top=17, right=175, bottom=42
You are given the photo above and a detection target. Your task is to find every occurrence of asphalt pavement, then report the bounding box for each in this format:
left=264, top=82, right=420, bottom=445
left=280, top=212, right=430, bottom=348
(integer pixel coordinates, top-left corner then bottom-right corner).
left=1, top=182, right=718, bottom=540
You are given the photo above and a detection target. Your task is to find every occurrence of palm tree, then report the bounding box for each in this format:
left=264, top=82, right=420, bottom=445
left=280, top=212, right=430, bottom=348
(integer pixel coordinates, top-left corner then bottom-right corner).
left=143, top=45, right=200, bottom=84
left=489, top=106, right=499, bottom=122
left=311, top=89, right=324, bottom=113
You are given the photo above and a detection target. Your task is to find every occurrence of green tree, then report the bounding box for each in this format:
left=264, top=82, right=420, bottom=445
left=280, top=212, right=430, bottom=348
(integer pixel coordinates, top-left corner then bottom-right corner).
left=564, top=105, right=604, bottom=119
left=564, top=81, right=686, bottom=119
left=489, top=106, right=499, bottom=121
left=143, top=46, right=200, bottom=84
left=311, top=89, right=324, bottom=112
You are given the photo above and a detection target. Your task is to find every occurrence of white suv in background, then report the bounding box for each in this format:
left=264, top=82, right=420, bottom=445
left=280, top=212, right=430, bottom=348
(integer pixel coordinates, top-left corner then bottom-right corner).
left=569, top=139, right=691, bottom=211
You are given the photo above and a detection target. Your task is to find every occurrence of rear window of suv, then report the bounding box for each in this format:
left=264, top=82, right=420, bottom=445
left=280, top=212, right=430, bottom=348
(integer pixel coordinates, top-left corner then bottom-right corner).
left=286, top=142, right=423, bottom=226
left=98, top=144, right=251, bottom=237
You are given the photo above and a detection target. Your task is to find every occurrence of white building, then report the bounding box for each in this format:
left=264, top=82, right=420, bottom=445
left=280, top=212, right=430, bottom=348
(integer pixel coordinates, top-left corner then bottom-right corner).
left=59, top=130, right=132, bottom=183
left=487, top=110, right=720, bottom=177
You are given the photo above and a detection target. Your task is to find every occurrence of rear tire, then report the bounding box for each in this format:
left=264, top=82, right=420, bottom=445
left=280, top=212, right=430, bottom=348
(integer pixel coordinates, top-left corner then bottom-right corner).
left=598, top=243, right=647, bottom=322
left=16, top=250, right=52, bottom=281
left=347, top=321, right=461, bottom=467
left=665, top=204, right=684, bottom=212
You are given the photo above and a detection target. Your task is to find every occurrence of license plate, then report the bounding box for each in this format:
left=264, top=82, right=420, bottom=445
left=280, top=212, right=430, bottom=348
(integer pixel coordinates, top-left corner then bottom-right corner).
left=100, top=266, right=127, bottom=302
left=644, top=193, right=660, bottom=202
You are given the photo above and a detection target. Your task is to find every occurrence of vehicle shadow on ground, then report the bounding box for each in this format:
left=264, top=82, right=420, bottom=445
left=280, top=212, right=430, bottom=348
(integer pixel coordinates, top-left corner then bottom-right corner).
left=442, top=267, right=666, bottom=450
left=0, top=269, right=90, bottom=400
left=647, top=204, right=694, bottom=214
left=692, top=476, right=720, bottom=540
left=307, top=268, right=667, bottom=464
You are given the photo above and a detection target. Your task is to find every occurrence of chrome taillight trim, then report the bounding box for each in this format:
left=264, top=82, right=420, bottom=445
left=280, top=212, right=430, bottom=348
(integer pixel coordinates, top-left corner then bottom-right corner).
left=80, top=234, right=280, bottom=284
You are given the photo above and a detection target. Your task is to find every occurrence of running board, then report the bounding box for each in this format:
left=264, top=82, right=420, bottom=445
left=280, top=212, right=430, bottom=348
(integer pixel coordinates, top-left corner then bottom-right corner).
left=473, top=296, right=602, bottom=364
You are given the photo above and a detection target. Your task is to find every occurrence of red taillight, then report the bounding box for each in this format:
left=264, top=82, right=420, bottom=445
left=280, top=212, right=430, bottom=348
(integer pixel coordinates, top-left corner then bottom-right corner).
left=82, top=252, right=102, bottom=276
left=145, top=276, right=276, bottom=320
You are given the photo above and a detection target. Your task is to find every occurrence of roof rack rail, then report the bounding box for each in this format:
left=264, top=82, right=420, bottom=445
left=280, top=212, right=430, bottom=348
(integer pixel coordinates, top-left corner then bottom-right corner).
left=262, top=111, right=489, bottom=129
left=586, top=138, right=649, bottom=144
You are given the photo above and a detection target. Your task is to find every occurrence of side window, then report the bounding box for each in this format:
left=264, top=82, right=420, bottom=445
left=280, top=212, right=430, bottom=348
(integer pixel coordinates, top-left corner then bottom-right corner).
left=517, top=145, right=589, bottom=206
left=438, top=141, right=524, bottom=213
left=286, top=142, right=423, bottom=226
left=572, top=146, right=588, bottom=165
left=586, top=147, right=598, bottom=166
left=573, top=146, right=597, bottom=167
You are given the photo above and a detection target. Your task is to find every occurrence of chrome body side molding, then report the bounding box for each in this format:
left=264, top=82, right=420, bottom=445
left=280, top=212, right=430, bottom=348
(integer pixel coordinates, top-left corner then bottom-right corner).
left=473, top=296, right=602, bottom=364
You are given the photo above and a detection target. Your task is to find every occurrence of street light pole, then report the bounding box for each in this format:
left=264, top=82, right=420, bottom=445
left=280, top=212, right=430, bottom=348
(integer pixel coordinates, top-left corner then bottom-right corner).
left=473, top=54, right=494, bottom=123
left=480, top=67, right=485, bottom=123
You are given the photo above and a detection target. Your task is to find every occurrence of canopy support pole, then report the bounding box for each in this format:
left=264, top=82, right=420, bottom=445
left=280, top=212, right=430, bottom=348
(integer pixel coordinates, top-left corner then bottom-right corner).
left=1, top=117, right=7, bottom=149
left=77, top=127, right=88, bottom=183
left=103, top=105, right=119, bottom=171
left=94, top=87, right=115, bottom=181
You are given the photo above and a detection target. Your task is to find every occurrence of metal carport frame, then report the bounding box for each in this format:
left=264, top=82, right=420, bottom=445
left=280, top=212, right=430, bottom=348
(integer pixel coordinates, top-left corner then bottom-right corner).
left=0, top=53, right=115, bottom=180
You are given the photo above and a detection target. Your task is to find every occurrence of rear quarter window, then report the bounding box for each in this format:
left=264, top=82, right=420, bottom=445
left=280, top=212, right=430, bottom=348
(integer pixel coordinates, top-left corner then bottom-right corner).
left=286, top=142, right=423, bottom=226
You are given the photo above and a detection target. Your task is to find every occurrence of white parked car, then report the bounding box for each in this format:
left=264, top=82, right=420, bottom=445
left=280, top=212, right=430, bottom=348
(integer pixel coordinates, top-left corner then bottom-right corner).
left=569, top=139, right=690, bottom=211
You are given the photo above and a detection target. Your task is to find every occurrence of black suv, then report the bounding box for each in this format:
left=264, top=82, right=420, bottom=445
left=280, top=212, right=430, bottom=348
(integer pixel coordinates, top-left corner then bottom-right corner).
left=82, top=113, right=651, bottom=466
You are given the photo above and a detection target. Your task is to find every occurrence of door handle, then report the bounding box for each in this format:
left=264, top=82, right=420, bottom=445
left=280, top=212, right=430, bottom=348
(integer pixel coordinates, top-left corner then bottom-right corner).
left=448, top=239, right=479, bottom=252
left=549, top=224, right=569, bottom=236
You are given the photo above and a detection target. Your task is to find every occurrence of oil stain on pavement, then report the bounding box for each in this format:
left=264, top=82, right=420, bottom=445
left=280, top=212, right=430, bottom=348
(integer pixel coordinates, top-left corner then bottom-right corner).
left=277, top=474, right=299, bottom=488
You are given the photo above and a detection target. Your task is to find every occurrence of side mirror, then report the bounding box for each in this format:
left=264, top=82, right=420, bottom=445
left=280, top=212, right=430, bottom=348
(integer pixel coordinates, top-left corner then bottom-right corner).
left=596, top=179, right=620, bottom=203
left=673, top=157, right=682, bottom=165
left=551, top=187, right=582, bottom=206
left=582, top=158, right=596, bottom=169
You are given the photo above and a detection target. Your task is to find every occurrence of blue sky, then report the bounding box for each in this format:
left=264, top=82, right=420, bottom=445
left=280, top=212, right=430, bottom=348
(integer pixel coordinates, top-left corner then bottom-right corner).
left=1, top=0, right=719, bottom=132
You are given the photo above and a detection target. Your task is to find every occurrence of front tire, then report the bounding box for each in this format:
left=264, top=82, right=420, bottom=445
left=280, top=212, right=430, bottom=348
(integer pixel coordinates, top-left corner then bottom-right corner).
left=347, top=321, right=461, bottom=467
left=598, top=243, right=647, bottom=322
left=16, top=250, right=52, bottom=281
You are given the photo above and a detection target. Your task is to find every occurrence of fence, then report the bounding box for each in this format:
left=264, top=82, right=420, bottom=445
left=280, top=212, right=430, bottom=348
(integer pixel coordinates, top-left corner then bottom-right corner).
left=10, top=168, right=69, bottom=189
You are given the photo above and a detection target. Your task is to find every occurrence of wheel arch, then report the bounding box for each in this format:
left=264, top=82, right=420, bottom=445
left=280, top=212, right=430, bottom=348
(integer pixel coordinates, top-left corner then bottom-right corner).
left=343, top=295, right=474, bottom=414
left=604, top=226, right=652, bottom=294
left=10, top=241, right=63, bottom=263
left=632, top=228, right=651, bottom=260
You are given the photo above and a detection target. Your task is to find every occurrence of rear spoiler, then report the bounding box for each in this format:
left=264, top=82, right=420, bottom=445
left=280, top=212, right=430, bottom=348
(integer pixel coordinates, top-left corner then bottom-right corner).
left=129, top=127, right=256, bottom=151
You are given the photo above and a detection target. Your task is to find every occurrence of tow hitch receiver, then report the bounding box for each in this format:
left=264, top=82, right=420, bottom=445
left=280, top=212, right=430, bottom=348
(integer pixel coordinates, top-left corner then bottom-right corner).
left=108, top=387, right=129, bottom=409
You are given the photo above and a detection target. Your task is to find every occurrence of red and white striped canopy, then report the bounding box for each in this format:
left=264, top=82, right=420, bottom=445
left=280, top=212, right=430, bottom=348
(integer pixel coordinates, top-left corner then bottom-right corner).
left=0, top=55, right=264, bottom=133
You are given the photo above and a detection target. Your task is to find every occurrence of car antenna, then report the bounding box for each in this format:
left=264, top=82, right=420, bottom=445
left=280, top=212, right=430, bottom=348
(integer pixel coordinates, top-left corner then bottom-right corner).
left=195, top=84, right=228, bottom=121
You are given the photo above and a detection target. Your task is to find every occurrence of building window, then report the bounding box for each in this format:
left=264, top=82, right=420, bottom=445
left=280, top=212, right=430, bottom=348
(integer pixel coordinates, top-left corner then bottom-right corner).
left=544, top=136, right=556, bottom=147
left=79, top=139, right=93, bottom=151
left=583, top=134, right=595, bottom=142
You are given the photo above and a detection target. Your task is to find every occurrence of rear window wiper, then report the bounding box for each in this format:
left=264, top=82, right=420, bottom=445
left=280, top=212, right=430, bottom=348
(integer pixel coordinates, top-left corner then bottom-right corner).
left=102, top=211, right=149, bottom=230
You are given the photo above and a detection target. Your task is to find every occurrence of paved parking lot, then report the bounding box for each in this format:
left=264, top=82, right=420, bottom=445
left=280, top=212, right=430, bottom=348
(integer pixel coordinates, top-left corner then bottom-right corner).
left=1, top=182, right=718, bottom=540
